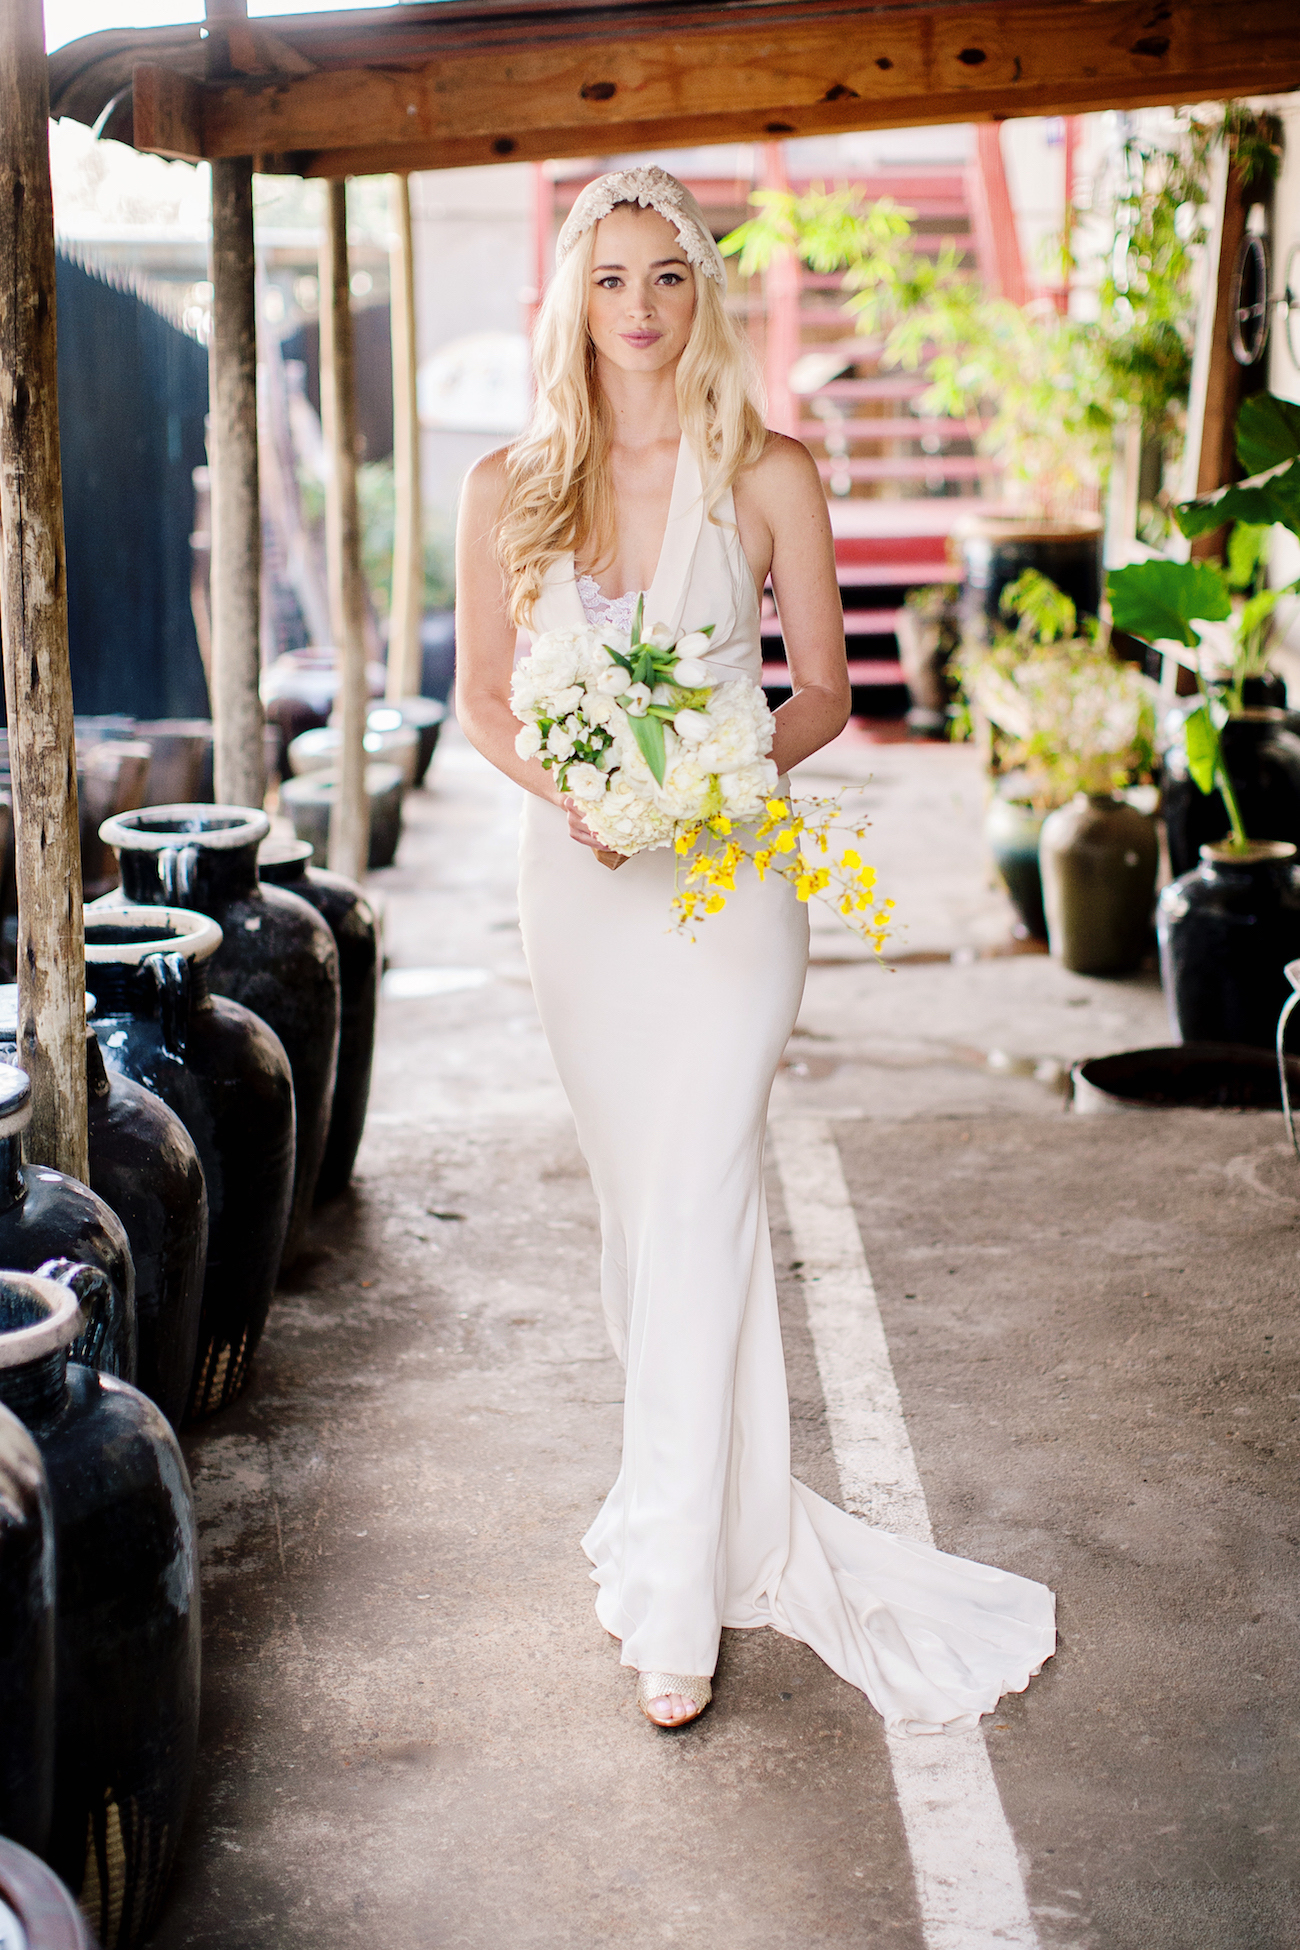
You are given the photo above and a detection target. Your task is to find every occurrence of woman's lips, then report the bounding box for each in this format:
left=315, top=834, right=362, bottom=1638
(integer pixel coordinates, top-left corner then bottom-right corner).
left=620, top=332, right=662, bottom=347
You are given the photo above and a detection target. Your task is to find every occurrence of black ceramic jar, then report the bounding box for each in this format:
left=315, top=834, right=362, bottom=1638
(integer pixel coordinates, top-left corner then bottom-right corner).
left=85, top=906, right=295, bottom=1420
left=99, top=806, right=340, bottom=1265
left=0, top=1400, right=54, bottom=1858
left=0, top=1065, right=136, bottom=1385
left=0, top=1270, right=200, bottom=1950
left=1157, top=841, right=1300, bottom=1049
left=1162, top=708, right=1300, bottom=878
left=0, top=993, right=205, bottom=1432
left=258, top=838, right=379, bottom=1203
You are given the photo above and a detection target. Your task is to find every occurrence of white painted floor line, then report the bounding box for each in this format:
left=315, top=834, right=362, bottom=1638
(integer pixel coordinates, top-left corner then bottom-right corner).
left=771, top=1117, right=1041, bottom=1950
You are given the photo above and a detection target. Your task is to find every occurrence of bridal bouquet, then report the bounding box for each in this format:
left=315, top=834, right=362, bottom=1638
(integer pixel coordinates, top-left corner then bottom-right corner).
left=512, top=597, right=893, bottom=949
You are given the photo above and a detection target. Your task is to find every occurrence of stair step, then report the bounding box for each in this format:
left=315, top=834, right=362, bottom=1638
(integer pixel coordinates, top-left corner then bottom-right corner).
left=801, top=417, right=983, bottom=442
left=819, top=456, right=989, bottom=483
left=762, top=609, right=904, bottom=639
left=763, top=661, right=905, bottom=689
left=836, top=563, right=961, bottom=587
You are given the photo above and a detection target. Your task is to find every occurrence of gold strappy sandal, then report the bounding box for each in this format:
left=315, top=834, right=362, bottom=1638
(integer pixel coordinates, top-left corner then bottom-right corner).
left=636, top=1672, right=713, bottom=1728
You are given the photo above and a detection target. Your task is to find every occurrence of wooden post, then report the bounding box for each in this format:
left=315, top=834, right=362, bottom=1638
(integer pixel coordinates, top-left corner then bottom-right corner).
left=386, top=173, right=423, bottom=703
left=206, top=0, right=265, bottom=809
left=760, top=144, right=800, bottom=439
left=0, top=0, right=89, bottom=1180
left=320, top=179, right=368, bottom=881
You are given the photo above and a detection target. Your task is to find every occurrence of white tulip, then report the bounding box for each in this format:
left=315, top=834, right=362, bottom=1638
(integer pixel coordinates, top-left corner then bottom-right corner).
left=514, top=722, right=543, bottom=761
left=673, top=709, right=711, bottom=744
left=623, top=683, right=652, bottom=717
left=646, top=620, right=674, bottom=649
left=675, top=632, right=711, bottom=659
left=672, top=657, right=710, bottom=688
left=594, top=665, right=627, bottom=695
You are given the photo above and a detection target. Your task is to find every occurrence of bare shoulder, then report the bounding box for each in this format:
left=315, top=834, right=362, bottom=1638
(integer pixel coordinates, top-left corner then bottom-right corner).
left=739, top=432, right=827, bottom=520
left=459, top=444, right=514, bottom=527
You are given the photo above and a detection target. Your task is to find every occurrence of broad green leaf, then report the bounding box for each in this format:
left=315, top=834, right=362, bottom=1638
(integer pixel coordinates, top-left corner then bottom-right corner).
left=1235, top=392, right=1300, bottom=474
left=1183, top=701, right=1219, bottom=797
left=1106, top=560, right=1232, bottom=648
left=1175, top=456, right=1300, bottom=539
left=628, top=710, right=666, bottom=785
left=1225, top=520, right=1271, bottom=589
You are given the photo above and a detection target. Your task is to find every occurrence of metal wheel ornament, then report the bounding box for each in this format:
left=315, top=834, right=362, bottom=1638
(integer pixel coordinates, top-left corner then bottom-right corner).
left=1229, top=231, right=1270, bottom=366
left=1283, top=243, right=1300, bottom=372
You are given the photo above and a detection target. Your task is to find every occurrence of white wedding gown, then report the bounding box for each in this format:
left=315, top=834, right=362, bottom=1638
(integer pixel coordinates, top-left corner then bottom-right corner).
left=517, top=439, right=1055, bottom=1734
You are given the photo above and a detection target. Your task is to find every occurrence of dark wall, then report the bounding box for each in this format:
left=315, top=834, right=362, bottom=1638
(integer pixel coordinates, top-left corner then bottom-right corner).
left=281, top=302, right=394, bottom=464
left=53, top=254, right=211, bottom=721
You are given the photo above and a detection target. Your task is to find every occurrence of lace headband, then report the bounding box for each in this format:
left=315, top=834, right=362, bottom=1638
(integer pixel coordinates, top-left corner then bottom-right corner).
left=555, top=166, right=727, bottom=288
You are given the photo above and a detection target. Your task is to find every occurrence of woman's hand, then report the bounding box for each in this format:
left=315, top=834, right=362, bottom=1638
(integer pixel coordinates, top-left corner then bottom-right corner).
left=565, top=800, right=626, bottom=869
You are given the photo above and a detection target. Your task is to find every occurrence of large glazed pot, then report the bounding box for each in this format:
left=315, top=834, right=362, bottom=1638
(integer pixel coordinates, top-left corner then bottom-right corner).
left=258, top=839, right=379, bottom=1203
left=955, top=514, right=1103, bottom=638
left=371, top=698, right=446, bottom=787
left=0, top=1272, right=199, bottom=1950
left=261, top=650, right=387, bottom=781
left=0, top=1839, right=95, bottom=1950
left=1162, top=707, right=1300, bottom=878
left=1040, top=794, right=1158, bottom=975
left=1157, top=841, right=1300, bottom=1049
left=0, top=1064, right=135, bottom=1384
left=288, top=720, right=420, bottom=787
left=0, top=1402, right=54, bottom=1858
left=84, top=906, right=295, bottom=1420
left=281, top=763, right=405, bottom=871
left=99, top=806, right=339, bottom=1265
left=0, top=996, right=204, bottom=1431
left=984, top=792, right=1047, bottom=940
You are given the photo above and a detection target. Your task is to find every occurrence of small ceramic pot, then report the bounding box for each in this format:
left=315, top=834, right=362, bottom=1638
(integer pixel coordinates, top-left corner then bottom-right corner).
left=258, top=838, right=379, bottom=1203
left=0, top=1403, right=55, bottom=1858
left=370, top=697, right=446, bottom=786
left=1039, top=793, right=1158, bottom=975
left=984, top=792, right=1047, bottom=940
left=288, top=720, right=420, bottom=787
left=1157, top=840, right=1300, bottom=1049
left=98, top=806, right=340, bottom=1265
left=0, top=1063, right=136, bottom=1385
left=0, top=1271, right=199, bottom=1949
left=85, top=905, right=295, bottom=1419
left=0, top=1839, right=95, bottom=1949
left=280, top=763, right=405, bottom=871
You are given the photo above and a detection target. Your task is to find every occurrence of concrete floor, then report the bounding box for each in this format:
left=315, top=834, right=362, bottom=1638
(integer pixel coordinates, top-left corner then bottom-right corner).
left=151, top=730, right=1300, bottom=1950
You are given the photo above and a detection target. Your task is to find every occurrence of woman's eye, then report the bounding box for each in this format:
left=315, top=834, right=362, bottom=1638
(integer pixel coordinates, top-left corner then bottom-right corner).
left=597, top=276, right=623, bottom=289
left=658, top=273, right=684, bottom=285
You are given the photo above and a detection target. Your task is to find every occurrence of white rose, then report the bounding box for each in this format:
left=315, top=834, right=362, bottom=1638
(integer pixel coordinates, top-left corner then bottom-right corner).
left=514, top=722, right=543, bottom=761
left=547, top=725, right=576, bottom=762
left=564, top=761, right=607, bottom=800
left=672, top=657, right=711, bottom=689
left=673, top=709, right=711, bottom=745
left=623, top=683, right=652, bottom=717
left=675, top=631, right=711, bottom=660
left=583, top=689, right=616, bottom=726
left=551, top=685, right=584, bottom=716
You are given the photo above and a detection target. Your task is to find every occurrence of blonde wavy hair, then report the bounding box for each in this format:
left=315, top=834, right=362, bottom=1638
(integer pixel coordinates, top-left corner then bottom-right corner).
left=497, top=214, right=768, bottom=626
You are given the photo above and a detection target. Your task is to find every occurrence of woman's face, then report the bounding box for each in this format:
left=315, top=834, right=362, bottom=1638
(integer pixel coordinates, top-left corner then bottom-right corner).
left=586, top=205, right=697, bottom=375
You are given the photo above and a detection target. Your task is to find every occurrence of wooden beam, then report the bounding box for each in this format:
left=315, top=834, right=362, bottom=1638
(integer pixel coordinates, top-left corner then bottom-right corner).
left=139, top=0, right=1300, bottom=175
left=386, top=174, right=423, bottom=705
left=132, top=61, right=204, bottom=161
left=0, top=0, right=89, bottom=1180
left=320, top=181, right=369, bottom=884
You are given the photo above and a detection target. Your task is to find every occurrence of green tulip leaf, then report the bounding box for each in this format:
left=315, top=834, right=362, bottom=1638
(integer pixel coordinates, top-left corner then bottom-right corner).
left=628, top=710, right=666, bottom=785
left=1106, top=559, right=1232, bottom=648
left=1183, top=701, right=1219, bottom=798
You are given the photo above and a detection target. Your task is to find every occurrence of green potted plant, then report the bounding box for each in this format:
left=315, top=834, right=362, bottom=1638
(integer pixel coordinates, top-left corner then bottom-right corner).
left=1106, top=392, right=1300, bottom=1045
left=961, top=571, right=1159, bottom=970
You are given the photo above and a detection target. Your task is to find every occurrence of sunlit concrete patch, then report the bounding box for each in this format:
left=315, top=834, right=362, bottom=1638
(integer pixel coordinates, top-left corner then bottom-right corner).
left=772, top=1117, right=1041, bottom=1950
left=381, top=965, right=491, bottom=998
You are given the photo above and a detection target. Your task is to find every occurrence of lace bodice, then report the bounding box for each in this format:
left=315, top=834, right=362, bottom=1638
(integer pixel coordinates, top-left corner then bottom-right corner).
left=576, top=574, right=642, bottom=639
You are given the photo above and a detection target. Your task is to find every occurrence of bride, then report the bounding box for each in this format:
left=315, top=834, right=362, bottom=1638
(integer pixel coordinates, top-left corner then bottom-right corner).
left=456, top=166, right=1055, bottom=1731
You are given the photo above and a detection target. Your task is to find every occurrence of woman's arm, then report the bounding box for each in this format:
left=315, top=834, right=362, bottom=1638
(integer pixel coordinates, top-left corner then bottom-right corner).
left=737, top=436, right=851, bottom=775
left=454, top=450, right=569, bottom=808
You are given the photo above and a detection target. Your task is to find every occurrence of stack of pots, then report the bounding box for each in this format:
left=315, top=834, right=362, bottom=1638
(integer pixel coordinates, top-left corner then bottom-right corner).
left=0, top=1269, right=200, bottom=1948
left=97, top=807, right=340, bottom=1270
left=83, top=905, right=295, bottom=1419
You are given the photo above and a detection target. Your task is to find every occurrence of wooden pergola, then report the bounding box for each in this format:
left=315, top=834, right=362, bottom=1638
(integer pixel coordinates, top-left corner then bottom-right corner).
left=1, top=0, right=1296, bottom=1175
